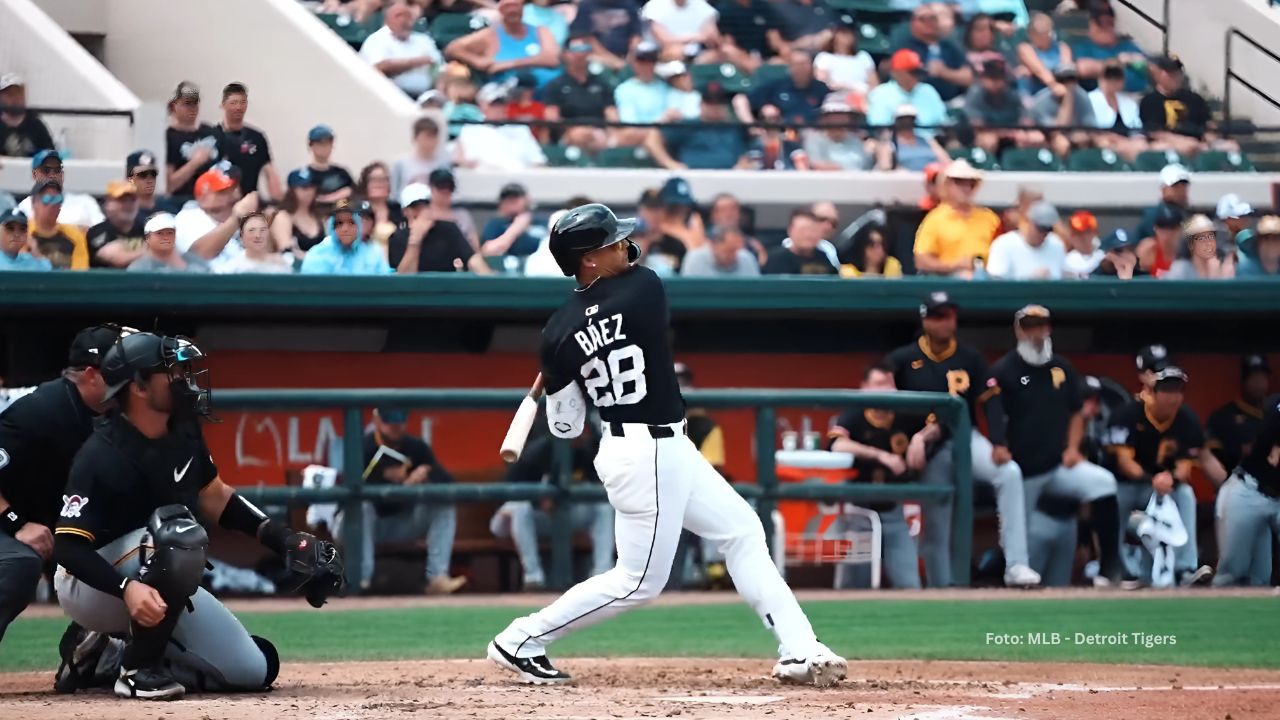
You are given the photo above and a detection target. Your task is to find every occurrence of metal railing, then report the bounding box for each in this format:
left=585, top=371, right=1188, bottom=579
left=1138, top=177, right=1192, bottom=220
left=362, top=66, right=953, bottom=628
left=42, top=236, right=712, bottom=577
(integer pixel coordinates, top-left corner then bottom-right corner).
left=217, top=388, right=973, bottom=590
left=1223, top=27, right=1280, bottom=132
left=1113, top=0, right=1171, bottom=55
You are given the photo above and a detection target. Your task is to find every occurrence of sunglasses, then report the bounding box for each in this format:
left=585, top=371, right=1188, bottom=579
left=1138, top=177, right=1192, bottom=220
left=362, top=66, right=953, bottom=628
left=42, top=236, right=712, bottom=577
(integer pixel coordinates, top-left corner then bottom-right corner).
left=38, top=165, right=64, bottom=174
left=39, top=193, right=64, bottom=205
left=131, top=169, right=158, bottom=179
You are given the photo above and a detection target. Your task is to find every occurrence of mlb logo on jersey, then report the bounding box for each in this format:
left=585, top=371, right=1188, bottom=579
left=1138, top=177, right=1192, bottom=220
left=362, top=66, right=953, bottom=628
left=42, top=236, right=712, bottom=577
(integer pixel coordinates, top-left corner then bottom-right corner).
left=60, top=494, right=89, bottom=519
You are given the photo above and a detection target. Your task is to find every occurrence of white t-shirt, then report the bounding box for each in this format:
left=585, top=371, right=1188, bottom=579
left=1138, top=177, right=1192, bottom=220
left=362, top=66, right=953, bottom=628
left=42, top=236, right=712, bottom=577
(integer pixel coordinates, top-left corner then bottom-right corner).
left=359, top=26, right=443, bottom=97
left=642, top=0, right=718, bottom=38
left=1063, top=247, right=1105, bottom=278
left=986, top=230, right=1067, bottom=280
left=174, top=201, right=243, bottom=271
left=667, top=88, right=702, bottom=120
left=456, top=125, right=547, bottom=171
left=17, top=193, right=104, bottom=229
left=215, top=253, right=295, bottom=274
left=814, top=51, right=876, bottom=94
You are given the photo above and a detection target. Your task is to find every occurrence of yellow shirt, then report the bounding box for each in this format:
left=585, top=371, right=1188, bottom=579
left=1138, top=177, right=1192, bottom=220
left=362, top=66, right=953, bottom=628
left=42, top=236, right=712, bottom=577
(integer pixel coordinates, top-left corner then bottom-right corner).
left=29, top=224, right=90, bottom=270
left=913, top=203, right=1001, bottom=266
left=840, top=256, right=904, bottom=278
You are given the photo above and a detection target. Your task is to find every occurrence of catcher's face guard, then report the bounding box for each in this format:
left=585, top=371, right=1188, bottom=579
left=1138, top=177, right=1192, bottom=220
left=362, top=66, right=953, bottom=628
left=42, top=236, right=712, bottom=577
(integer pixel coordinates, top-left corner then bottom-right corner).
left=163, top=336, right=216, bottom=422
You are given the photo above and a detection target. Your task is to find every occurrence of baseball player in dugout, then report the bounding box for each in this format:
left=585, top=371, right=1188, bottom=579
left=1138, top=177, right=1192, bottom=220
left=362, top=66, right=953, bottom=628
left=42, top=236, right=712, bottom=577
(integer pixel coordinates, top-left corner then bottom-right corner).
left=1207, top=355, right=1273, bottom=474
left=884, top=292, right=1040, bottom=588
left=0, top=325, right=122, bottom=653
left=52, top=331, right=344, bottom=701
left=1211, top=369, right=1280, bottom=586
left=983, top=306, right=1124, bottom=587
left=488, top=203, right=846, bottom=687
left=1105, top=365, right=1224, bottom=587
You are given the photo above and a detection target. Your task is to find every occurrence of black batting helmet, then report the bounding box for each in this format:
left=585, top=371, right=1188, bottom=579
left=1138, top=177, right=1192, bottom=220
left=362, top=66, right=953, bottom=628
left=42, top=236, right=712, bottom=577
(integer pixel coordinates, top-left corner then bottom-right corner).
left=549, top=203, right=639, bottom=277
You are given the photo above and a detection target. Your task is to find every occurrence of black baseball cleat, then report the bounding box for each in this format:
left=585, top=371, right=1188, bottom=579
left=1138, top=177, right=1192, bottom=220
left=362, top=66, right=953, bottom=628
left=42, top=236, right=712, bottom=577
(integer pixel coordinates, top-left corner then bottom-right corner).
left=487, top=641, right=571, bottom=685
left=114, top=665, right=185, bottom=700
left=53, top=622, right=109, bottom=694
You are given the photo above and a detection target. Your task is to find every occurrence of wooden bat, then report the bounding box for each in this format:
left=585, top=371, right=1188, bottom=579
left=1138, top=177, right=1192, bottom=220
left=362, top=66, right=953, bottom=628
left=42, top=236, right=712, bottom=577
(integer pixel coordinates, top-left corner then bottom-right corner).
left=500, top=373, right=545, bottom=463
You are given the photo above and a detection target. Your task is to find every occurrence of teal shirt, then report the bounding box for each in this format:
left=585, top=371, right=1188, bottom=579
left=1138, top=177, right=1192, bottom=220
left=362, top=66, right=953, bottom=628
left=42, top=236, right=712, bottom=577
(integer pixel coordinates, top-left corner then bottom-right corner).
left=299, top=237, right=391, bottom=275
left=0, top=252, right=52, bottom=272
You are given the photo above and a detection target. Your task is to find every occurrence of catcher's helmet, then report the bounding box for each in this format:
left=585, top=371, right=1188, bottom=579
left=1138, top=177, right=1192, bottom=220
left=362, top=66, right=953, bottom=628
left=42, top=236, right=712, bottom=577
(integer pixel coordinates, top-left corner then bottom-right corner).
left=101, top=332, right=214, bottom=420
left=549, top=203, right=639, bottom=277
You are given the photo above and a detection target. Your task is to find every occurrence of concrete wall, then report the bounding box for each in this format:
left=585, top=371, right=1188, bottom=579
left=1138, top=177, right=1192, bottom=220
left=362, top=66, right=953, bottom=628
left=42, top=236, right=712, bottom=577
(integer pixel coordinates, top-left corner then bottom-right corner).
left=101, top=0, right=419, bottom=192
left=31, top=0, right=107, bottom=35
left=1123, top=0, right=1280, bottom=126
left=0, top=0, right=138, bottom=164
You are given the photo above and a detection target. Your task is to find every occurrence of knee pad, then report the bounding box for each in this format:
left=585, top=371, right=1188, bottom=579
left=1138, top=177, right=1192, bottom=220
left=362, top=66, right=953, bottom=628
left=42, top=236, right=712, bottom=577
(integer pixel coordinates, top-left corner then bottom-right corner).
left=139, top=504, right=209, bottom=603
left=253, top=635, right=280, bottom=688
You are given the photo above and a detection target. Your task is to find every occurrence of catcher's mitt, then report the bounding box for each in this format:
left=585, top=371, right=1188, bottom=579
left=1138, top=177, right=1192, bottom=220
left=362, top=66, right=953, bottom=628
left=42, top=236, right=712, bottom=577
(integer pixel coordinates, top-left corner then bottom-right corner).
left=284, top=532, right=346, bottom=608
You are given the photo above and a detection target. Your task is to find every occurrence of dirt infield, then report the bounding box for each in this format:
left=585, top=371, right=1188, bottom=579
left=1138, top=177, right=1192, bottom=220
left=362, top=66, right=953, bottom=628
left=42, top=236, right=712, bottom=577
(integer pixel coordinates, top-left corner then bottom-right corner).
left=3, top=658, right=1279, bottom=720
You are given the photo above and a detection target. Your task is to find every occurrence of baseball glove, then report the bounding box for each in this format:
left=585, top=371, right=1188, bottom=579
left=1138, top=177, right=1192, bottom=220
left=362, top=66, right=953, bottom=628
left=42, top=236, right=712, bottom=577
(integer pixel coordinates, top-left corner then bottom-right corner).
left=284, top=532, right=346, bottom=608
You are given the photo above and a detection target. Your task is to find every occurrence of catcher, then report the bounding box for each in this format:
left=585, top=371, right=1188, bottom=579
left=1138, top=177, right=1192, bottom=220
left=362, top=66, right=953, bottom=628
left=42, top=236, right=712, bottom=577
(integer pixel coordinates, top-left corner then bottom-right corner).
left=52, top=332, right=343, bottom=700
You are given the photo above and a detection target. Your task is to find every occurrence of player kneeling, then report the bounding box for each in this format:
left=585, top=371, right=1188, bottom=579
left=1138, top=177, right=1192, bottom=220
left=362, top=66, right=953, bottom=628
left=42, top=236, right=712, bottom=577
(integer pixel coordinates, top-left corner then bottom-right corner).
left=53, top=332, right=343, bottom=700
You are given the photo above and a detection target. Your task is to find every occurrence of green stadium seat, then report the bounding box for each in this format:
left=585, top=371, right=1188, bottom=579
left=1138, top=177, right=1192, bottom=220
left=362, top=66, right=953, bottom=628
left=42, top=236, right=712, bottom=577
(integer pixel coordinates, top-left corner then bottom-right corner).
left=595, top=146, right=658, bottom=169
left=1000, top=147, right=1064, bottom=172
left=1192, top=150, right=1256, bottom=173
left=429, top=12, right=489, bottom=49
left=1133, top=149, right=1186, bottom=172
left=1067, top=148, right=1130, bottom=172
left=752, top=64, right=789, bottom=88
left=541, top=144, right=591, bottom=168
left=950, top=147, right=998, bottom=170
left=690, top=63, right=751, bottom=94
left=856, top=22, right=893, bottom=56
left=315, top=12, right=380, bottom=47
left=826, top=0, right=904, bottom=18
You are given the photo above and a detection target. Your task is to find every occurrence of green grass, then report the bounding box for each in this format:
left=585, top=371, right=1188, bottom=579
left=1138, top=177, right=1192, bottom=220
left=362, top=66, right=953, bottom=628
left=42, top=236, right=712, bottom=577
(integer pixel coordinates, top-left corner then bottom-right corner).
left=5, top=597, right=1278, bottom=673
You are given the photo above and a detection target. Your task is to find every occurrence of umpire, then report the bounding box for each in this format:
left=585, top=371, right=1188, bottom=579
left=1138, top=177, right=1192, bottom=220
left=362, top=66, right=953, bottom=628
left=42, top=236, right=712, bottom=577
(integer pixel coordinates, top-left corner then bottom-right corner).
left=0, top=325, right=121, bottom=645
left=984, top=306, right=1123, bottom=586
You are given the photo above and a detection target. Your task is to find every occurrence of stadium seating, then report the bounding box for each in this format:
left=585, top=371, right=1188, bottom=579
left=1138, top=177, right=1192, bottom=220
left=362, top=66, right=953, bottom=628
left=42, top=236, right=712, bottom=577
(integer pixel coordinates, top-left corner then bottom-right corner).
left=1192, top=150, right=1256, bottom=173
left=1000, top=147, right=1064, bottom=172
left=542, top=144, right=591, bottom=168
left=1067, top=148, right=1131, bottom=172
left=427, top=13, right=489, bottom=49
left=950, top=147, right=999, bottom=171
left=1133, top=149, right=1187, bottom=172
left=595, top=146, right=659, bottom=169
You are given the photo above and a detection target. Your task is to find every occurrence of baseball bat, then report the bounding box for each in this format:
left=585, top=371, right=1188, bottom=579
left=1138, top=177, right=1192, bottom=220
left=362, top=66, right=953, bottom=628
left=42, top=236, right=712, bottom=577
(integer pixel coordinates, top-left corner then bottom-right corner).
left=500, top=373, right=545, bottom=463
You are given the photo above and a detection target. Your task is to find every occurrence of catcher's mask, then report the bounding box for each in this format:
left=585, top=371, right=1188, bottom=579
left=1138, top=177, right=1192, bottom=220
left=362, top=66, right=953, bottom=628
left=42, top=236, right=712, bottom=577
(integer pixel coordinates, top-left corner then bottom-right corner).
left=101, top=332, right=216, bottom=422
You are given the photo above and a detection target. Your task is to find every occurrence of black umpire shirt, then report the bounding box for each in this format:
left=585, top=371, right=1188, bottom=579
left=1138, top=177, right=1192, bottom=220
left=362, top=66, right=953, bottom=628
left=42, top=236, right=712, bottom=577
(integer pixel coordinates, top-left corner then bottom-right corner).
left=828, top=408, right=914, bottom=511
left=885, top=337, right=991, bottom=433
left=1207, top=399, right=1265, bottom=474
left=986, top=352, right=1082, bottom=477
left=0, top=378, right=98, bottom=528
left=363, top=429, right=452, bottom=516
left=1238, top=394, right=1280, bottom=497
left=541, top=265, right=685, bottom=425
left=56, top=414, right=217, bottom=549
left=1104, top=399, right=1205, bottom=483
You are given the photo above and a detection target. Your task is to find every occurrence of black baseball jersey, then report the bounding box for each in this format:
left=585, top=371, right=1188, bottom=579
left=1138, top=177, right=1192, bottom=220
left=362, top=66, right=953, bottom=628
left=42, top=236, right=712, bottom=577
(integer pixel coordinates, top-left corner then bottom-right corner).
left=1238, top=394, right=1280, bottom=496
left=885, top=337, right=991, bottom=430
left=56, top=414, right=217, bottom=549
left=541, top=265, right=685, bottom=425
left=0, top=378, right=98, bottom=528
left=362, top=429, right=451, bottom=516
left=987, top=352, right=1082, bottom=477
left=828, top=408, right=913, bottom=511
left=1206, top=399, right=1265, bottom=474
left=1105, top=400, right=1205, bottom=481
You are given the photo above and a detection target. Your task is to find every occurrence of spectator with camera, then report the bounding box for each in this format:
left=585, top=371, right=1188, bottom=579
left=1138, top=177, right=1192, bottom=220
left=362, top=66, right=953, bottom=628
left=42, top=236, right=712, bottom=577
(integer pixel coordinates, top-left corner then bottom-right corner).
left=1138, top=202, right=1185, bottom=277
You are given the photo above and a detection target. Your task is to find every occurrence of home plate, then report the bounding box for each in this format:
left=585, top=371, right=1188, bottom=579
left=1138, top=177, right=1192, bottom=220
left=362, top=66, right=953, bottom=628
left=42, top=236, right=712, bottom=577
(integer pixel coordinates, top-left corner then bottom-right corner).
left=659, top=695, right=785, bottom=705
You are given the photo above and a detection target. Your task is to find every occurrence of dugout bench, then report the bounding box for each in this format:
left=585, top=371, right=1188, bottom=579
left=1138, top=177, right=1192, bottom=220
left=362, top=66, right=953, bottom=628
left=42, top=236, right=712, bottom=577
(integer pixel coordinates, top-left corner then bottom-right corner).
left=221, top=389, right=973, bottom=592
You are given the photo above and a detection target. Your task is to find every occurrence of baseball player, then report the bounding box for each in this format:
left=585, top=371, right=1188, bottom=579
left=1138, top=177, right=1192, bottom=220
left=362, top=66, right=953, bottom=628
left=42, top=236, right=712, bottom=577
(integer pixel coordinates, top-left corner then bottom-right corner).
left=53, top=332, right=343, bottom=700
left=1212, top=392, right=1280, bottom=586
left=1207, top=355, right=1273, bottom=474
left=1135, top=344, right=1172, bottom=402
left=984, top=306, right=1123, bottom=587
left=884, top=292, right=1039, bottom=588
left=488, top=204, right=845, bottom=687
left=826, top=362, right=934, bottom=590
left=1104, top=366, right=1216, bottom=586
left=0, top=326, right=121, bottom=670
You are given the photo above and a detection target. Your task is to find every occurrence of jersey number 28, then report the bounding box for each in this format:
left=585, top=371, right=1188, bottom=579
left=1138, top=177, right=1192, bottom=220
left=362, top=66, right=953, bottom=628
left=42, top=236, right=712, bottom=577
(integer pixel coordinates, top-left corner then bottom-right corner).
left=580, top=345, right=647, bottom=407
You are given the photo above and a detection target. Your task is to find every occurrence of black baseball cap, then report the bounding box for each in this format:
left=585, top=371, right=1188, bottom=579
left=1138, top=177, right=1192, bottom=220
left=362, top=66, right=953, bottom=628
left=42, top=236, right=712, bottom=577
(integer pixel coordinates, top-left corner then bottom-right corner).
left=1100, top=228, right=1136, bottom=253
left=69, top=325, right=126, bottom=369
left=980, top=59, right=1008, bottom=79
left=428, top=167, right=456, bottom=190
left=1080, top=375, right=1103, bottom=399
left=1014, top=304, right=1051, bottom=328
left=1089, top=2, right=1116, bottom=20
left=659, top=177, right=695, bottom=206
left=1152, top=202, right=1185, bottom=229
left=1136, top=344, right=1172, bottom=373
left=1152, top=55, right=1184, bottom=73
left=376, top=407, right=408, bottom=423
left=920, top=290, right=958, bottom=318
left=1242, top=354, right=1270, bottom=377
left=499, top=182, right=527, bottom=200
left=1153, top=366, right=1189, bottom=390
left=127, top=150, right=158, bottom=176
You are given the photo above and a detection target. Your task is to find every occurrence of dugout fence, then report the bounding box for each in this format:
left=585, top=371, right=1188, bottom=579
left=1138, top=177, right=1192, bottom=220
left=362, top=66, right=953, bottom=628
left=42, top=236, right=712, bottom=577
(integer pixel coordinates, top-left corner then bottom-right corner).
left=218, top=388, right=972, bottom=591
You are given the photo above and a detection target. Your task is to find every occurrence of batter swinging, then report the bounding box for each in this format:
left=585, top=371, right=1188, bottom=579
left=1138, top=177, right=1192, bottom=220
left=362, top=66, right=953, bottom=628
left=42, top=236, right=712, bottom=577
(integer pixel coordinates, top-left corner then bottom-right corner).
left=488, top=204, right=846, bottom=687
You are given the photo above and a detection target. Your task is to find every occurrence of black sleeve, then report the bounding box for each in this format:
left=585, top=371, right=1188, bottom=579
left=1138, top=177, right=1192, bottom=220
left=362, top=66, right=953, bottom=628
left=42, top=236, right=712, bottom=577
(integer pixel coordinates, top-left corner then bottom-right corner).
left=1063, top=361, right=1083, bottom=413
left=336, top=167, right=355, bottom=189
left=258, top=128, right=273, bottom=163
left=539, top=329, right=573, bottom=396
left=827, top=409, right=859, bottom=449
left=387, top=229, right=408, bottom=269
left=54, top=456, right=110, bottom=545
left=53, top=534, right=130, bottom=598
left=1180, top=409, right=1207, bottom=457
left=761, top=249, right=791, bottom=274
left=417, top=440, right=454, bottom=484
left=983, top=359, right=1009, bottom=446
left=27, top=115, right=56, bottom=152
left=1138, top=93, right=1164, bottom=131
left=506, top=433, right=554, bottom=482
left=444, top=222, right=475, bottom=265
left=165, top=129, right=182, bottom=170
left=362, top=433, right=391, bottom=484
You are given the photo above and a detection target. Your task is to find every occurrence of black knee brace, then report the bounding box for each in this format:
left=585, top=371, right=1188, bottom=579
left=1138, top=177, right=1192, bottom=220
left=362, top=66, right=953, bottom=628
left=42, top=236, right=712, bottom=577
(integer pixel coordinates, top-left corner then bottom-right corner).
left=138, top=504, right=209, bottom=604
left=253, top=635, right=281, bottom=688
